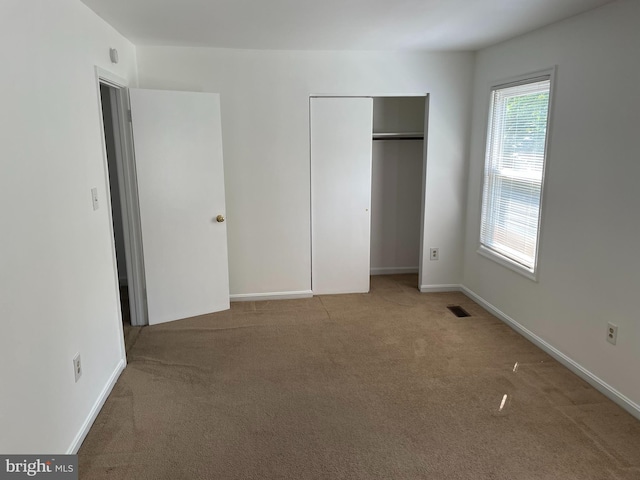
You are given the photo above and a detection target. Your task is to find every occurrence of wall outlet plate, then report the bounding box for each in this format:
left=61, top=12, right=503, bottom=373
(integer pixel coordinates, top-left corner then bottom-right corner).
left=606, top=322, right=618, bottom=345
left=430, top=248, right=439, bottom=261
left=73, top=353, right=82, bottom=382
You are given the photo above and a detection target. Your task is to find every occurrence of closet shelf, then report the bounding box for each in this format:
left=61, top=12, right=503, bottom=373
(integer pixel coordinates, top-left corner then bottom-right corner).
left=372, top=132, right=424, bottom=141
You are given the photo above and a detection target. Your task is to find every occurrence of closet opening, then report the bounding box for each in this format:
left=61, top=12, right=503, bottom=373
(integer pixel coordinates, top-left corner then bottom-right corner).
left=370, top=96, right=426, bottom=290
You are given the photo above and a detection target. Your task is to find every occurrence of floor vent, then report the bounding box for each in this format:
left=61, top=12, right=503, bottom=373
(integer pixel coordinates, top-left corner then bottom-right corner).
left=447, top=305, right=471, bottom=318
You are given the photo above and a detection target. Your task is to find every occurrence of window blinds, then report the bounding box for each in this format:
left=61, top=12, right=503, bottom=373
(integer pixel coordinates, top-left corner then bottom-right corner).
left=480, top=77, right=551, bottom=272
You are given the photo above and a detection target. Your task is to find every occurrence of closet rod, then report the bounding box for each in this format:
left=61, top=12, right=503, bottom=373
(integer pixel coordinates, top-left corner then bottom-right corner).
left=372, top=132, right=424, bottom=141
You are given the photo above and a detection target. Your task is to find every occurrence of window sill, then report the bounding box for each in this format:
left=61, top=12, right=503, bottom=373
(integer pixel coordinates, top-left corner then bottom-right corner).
left=476, top=245, right=538, bottom=282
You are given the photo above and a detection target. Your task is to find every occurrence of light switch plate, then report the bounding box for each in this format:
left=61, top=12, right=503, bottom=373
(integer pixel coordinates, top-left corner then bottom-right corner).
left=91, top=187, right=99, bottom=211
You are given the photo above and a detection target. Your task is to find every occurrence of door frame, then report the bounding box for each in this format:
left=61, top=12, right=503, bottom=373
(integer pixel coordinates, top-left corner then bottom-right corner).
left=309, top=93, right=429, bottom=291
left=95, top=67, right=148, bottom=327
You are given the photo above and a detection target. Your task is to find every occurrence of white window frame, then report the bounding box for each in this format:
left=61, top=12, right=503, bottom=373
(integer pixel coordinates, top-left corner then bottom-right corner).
left=477, top=67, right=556, bottom=281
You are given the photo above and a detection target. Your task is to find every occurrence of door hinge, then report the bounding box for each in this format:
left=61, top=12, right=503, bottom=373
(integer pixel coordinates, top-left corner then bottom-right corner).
left=127, top=110, right=132, bottom=122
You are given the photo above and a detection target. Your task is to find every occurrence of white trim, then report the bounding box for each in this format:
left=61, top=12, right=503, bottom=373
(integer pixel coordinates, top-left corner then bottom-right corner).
left=419, top=284, right=462, bottom=293
left=490, top=67, right=556, bottom=92
left=371, top=267, right=419, bottom=275
left=417, top=94, right=430, bottom=289
left=460, top=286, right=640, bottom=421
left=476, top=246, right=537, bottom=282
left=95, top=66, right=127, bottom=89
left=230, top=290, right=314, bottom=302
left=66, top=359, right=126, bottom=454
left=310, top=93, right=427, bottom=98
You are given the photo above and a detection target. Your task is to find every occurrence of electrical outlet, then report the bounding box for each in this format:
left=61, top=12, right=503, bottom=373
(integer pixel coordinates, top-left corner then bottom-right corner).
left=73, top=353, right=82, bottom=382
left=430, top=248, right=439, bottom=261
left=606, top=322, right=618, bottom=345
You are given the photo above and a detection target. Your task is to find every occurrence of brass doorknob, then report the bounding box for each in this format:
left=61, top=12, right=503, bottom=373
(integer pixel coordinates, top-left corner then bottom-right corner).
left=216, top=215, right=225, bottom=223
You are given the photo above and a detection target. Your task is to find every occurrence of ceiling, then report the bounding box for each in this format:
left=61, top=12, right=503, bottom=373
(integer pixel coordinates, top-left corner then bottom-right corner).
left=80, top=0, right=616, bottom=51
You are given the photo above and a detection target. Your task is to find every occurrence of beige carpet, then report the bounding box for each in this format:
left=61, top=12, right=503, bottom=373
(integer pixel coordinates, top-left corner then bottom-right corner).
left=79, top=275, right=640, bottom=479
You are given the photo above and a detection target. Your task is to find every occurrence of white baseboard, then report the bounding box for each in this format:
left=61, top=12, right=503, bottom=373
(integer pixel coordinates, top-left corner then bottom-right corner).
left=230, top=290, right=313, bottom=302
left=67, top=358, right=126, bottom=454
left=371, top=267, right=419, bottom=275
left=460, top=286, right=640, bottom=421
left=419, top=284, right=462, bottom=293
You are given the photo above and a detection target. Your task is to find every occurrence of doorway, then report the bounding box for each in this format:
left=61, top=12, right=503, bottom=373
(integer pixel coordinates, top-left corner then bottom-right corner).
left=97, top=77, right=230, bottom=329
left=99, top=83, right=136, bottom=349
left=96, top=71, right=148, bottom=342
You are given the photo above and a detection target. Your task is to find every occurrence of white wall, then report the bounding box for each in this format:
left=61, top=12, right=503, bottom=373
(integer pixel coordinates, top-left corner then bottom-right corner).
left=373, top=96, right=426, bottom=134
left=136, top=48, right=474, bottom=295
left=463, top=0, right=640, bottom=408
left=0, top=0, right=137, bottom=453
left=371, top=141, right=423, bottom=274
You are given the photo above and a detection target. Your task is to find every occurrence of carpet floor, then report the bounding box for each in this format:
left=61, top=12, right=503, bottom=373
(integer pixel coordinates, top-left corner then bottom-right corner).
left=79, top=275, right=640, bottom=479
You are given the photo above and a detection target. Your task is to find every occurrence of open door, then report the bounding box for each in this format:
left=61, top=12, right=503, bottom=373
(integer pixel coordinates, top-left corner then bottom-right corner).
left=311, top=97, right=374, bottom=295
left=129, top=89, right=230, bottom=325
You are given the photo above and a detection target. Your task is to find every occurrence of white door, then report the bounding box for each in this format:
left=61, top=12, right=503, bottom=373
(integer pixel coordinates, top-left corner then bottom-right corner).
left=129, top=89, right=230, bottom=325
left=311, top=97, right=373, bottom=295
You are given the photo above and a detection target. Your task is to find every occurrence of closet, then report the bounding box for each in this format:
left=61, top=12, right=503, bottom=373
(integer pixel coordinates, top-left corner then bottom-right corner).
left=370, top=97, right=425, bottom=277
left=311, top=95, right=427, bottom=295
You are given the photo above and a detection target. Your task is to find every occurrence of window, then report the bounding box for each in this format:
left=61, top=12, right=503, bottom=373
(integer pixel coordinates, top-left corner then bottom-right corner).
left=479, top=72, right=553, bottom=279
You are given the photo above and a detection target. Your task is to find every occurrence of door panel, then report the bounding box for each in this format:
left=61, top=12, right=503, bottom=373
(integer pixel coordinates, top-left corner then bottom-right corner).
left=311, top=97, right=373, bottom=295
left=129, top=89, right=229, bottom=325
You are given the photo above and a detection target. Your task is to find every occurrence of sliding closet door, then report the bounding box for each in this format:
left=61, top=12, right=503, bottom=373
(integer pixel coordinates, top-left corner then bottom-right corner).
left=311, top=97, right=373, bottom=295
